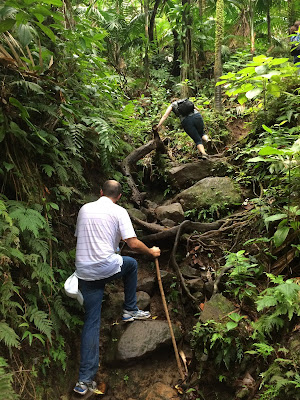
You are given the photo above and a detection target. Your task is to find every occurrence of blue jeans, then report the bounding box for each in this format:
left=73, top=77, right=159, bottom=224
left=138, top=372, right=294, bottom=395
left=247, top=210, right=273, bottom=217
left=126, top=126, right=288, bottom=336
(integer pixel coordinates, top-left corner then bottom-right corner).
left=78, top=256, right=138, bottom=383
left=181, top=112, right=205, bottom=145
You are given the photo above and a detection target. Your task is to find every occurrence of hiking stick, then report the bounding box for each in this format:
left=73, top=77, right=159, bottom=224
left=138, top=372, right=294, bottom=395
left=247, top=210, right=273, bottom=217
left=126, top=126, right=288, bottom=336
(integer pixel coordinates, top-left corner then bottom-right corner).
left=155, top=258, right=185, bottom=381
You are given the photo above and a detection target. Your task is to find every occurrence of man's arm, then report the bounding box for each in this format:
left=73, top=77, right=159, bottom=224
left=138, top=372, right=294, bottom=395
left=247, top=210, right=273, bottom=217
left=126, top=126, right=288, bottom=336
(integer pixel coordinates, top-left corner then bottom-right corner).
left=125, top=237, right=160, bottom=258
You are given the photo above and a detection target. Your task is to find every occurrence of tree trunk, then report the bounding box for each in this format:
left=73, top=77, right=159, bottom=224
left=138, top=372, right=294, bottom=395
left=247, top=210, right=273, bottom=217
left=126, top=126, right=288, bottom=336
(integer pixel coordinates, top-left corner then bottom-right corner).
left=171, top=29, right=181, bottom=77
left=181, top=0, right=192, bottom=98
left=143, top=0, right=150, bottom=86
left=287, top=0, right=295, bottom=27
left=267, top=0, right=271, bottom=43
left=214, top=0, right=224, bottom=113
left=249, top=0, right=255, bottom=53
left=149, top=0, right=162, bottom=43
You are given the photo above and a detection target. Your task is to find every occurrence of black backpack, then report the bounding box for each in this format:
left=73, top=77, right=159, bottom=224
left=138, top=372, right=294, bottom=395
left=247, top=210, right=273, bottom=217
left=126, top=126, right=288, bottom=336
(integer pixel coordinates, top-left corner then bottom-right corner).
left=176, top=99, right=194, bottom=117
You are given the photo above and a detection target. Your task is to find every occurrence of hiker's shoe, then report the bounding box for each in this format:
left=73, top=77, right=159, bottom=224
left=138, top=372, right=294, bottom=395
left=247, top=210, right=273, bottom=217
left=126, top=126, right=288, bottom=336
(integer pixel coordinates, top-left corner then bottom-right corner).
left=122, top=309, right=151, bottom=322
left=199, top=154, right=209, bottom=160
left=73, top=381, right=97, bottom=395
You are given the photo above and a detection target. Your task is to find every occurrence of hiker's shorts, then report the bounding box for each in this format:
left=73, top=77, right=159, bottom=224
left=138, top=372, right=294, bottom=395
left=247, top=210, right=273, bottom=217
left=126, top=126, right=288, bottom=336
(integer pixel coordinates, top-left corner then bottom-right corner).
left=181, top=112, right=204, bottom=146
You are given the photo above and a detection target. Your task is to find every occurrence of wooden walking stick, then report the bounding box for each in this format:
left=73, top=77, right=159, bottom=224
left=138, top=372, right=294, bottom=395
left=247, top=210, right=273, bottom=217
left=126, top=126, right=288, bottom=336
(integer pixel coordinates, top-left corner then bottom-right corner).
left=155, top=258, right=185, bottom=380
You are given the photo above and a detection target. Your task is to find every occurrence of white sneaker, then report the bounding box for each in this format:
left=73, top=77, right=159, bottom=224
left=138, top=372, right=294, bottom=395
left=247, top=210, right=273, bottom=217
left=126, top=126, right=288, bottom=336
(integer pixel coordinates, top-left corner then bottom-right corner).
left=122, top=309, right=151, bottom=322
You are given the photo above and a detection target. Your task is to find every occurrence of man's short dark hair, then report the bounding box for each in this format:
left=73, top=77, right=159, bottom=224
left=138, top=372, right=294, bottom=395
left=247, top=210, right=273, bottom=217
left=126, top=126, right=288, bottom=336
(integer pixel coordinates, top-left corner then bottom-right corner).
left=102, top=180, right=121, bottom=199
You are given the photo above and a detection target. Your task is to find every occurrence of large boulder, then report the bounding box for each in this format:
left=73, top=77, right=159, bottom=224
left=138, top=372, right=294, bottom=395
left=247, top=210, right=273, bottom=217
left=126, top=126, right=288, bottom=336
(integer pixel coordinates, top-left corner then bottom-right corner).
left=169, top=158, right=229, bottom=189
left=200, top=293, right=236, bottom=323
left=155, top=203, right=184, bottom=223
left=174, top=176, right=242, bottom=211
left=105, top=320, right=182, bottom=364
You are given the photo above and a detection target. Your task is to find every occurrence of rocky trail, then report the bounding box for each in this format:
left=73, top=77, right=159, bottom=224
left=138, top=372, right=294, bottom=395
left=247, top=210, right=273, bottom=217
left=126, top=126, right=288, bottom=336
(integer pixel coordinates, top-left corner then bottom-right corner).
left=66, top=124, right=253, bottom=400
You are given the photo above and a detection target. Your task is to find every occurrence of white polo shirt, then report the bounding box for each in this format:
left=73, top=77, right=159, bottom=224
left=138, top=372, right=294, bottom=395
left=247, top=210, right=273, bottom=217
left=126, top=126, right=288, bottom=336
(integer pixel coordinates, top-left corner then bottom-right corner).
left=75, top=196, right=136, bottom=281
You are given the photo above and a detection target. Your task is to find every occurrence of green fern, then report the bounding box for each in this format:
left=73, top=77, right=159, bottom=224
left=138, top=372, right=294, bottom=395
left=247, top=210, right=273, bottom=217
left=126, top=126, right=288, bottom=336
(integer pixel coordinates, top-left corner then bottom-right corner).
left=0, top=357, right=19, bottom=400
left=31, top=261, right=54, bottom=287
left=11, top=80, right=44, bottom=95
left=0, top=322, right=20, bottom=348
left=28, top=307, right=53, bottom=343
left=53, top=296, right=72, bottom=329
left=9, top=206, right=48, bottom=238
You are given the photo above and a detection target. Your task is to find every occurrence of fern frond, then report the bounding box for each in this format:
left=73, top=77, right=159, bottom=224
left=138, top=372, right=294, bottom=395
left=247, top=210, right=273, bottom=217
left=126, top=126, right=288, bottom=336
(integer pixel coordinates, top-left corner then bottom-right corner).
left=41, top=164, right=55, bottom=177
left=9, top=206, right=47, bottom=238
left=28, top=237, right=49, bottom=263
left=31, top=261, right=54, bottom=286
left=53, top=296, right=72, bottom=329
left=54, top=163, right=69, bottom=183
left=0, top=357, right=19, bottom=400
left=28, top=307, right=53, bottom=343
left=11, top=80, right=44, bottom=94
left=0, top=322, right=20, bottom=348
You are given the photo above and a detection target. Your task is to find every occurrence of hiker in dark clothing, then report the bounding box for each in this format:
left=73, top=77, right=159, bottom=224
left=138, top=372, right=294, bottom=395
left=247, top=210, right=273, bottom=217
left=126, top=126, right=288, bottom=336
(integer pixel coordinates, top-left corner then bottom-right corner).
left=155, top=98, right=210, bottom=159
left=289, top=20, right=300, bottom=67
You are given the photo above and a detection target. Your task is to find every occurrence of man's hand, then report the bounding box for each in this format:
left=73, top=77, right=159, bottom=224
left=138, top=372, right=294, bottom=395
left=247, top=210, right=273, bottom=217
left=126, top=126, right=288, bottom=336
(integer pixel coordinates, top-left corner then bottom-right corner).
left=125, top=238, right=160, bottom=258
left=149, top=246, right=160, bottom=258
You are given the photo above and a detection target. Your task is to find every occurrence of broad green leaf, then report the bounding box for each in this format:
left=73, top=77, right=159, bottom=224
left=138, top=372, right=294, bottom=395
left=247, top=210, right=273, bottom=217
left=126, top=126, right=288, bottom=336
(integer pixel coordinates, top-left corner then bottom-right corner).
left=228, top=313, right=242, bottom=322
left=42, top=0, right=63, bottom=5
left=9, top=97, right=29, bottom=119
left=3, top=162, right=14, bottom=171
left=0, top=18, right=15, bottom=33
left=237, top=94, right=248, bottom=105
left=255, top=65, right=267, bottom=75
left=247, top=156, right=267, bottom=163
left=258, top=146, right=285, bottom=156
left=267, top=83, right=281, bottom=97
left=261, top=71, right=281, bottom=79
left=17, top=23, right=33, bottom=46
left=264, top=214, right=287, bottom=222
left=262, top=124, right=272, bottom=133
left=239, top=66, right=255, bottom=75
left=270, top=58, right=289, bottom=65
left=34, top=22, right=56, bottom=42
left=274, top=226, right=290, bottom=247
left=226, top=321, right=238, bottom=331
left=246, top=88, right=262, bottom=99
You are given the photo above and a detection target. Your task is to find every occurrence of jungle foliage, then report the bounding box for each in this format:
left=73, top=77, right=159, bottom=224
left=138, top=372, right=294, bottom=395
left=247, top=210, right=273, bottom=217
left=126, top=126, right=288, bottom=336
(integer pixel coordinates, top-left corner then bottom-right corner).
left=0, top=0, right=300, bottom=399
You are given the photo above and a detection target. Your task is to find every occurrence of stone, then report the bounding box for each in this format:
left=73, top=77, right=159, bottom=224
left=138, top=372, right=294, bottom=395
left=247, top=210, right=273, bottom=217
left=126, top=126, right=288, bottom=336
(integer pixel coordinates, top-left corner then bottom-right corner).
left=103, top=291, right=150, bottom=320
left=174, top=176, right=242, bottom=211
left=161, top=218, right=176, bottom=228
left=142, top=382, right=179, bottom=400
left=155, top=203, right=184, bottom=223
left=106, top=320, right=182, bottom=364
left=200, top=293, right=236, bottom=323
left=127, top=207, right=147, bottom=221
left=169, top=158, right=229, bottom=189
left=186, top=278, right=204, bottom=293
left=137, top=276, right=156, bottom=296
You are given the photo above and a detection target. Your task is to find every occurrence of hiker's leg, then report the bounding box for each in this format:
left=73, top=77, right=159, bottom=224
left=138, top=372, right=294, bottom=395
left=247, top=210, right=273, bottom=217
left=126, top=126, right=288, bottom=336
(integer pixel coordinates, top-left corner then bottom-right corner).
left=78, top=279, right=105, bottom=383
left=197, top=143, right=207, bottom=155
left=182, top=114, right=207, bottom=156
left=120, top=256, right=138, bottom=311
left=99, top=256, right=138, bottom=311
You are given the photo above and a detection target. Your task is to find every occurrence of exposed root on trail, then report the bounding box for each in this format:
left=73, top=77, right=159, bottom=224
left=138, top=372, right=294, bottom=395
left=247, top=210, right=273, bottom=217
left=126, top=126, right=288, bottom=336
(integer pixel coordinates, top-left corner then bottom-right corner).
left=121, top=128, right=166, bottom=205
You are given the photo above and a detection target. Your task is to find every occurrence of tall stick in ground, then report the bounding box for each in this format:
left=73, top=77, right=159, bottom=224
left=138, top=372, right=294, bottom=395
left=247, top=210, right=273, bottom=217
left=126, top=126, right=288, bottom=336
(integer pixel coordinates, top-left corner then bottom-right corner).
left=155, top=258, right=185, bottom=381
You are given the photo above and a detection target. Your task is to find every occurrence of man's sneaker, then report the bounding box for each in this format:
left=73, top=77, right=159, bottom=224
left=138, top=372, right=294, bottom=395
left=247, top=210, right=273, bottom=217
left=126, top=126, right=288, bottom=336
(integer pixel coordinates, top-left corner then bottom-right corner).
left=73, top=381, right=97, bottom=395
left=122, top=309, right=151, bottom=322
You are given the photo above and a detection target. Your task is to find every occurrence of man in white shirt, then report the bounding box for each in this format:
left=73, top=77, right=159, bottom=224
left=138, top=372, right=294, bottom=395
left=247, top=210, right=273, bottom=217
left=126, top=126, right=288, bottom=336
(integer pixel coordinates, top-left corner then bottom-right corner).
left=73, top=180, right=160, bottom=396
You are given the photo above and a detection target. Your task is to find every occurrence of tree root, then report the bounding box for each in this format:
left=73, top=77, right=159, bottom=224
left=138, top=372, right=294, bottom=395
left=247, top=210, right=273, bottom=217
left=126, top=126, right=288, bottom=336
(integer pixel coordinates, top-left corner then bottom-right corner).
left=121, top=128, right=166, bottom=205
